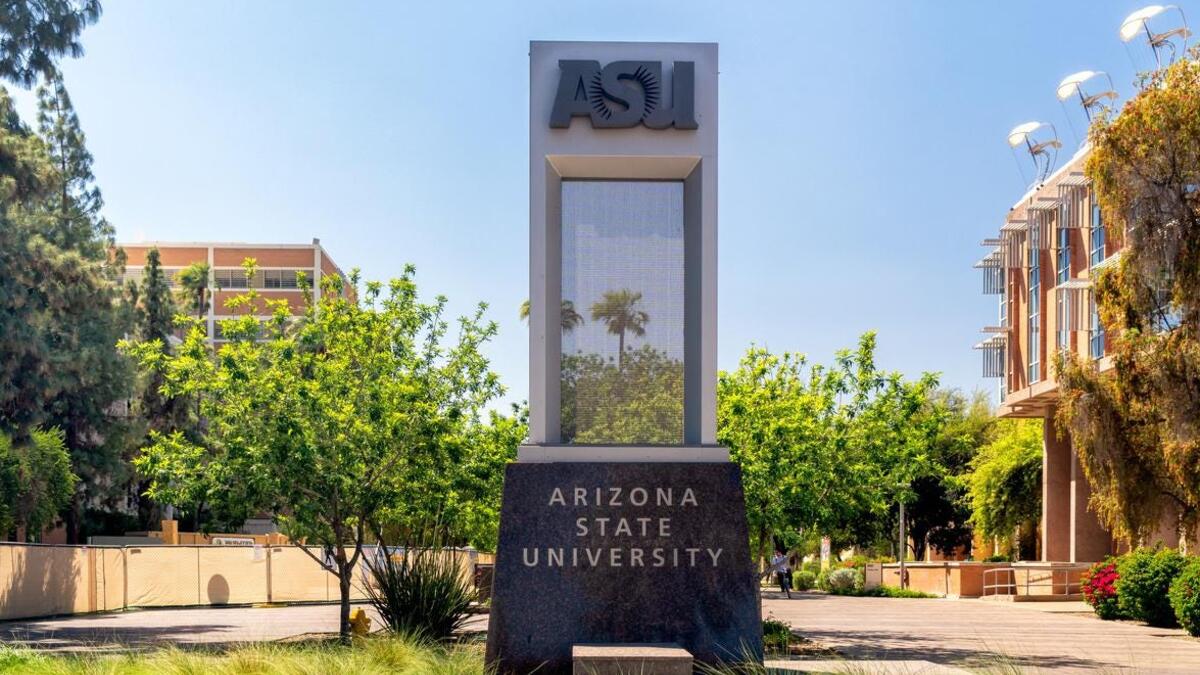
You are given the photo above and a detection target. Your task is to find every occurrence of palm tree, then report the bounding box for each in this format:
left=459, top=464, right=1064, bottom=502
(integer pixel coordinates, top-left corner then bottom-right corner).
left=176, top=262, right=210, bottom=322
left=590, top=289, right=649, bottom=369
left=519, top=299, right=584, bottom=333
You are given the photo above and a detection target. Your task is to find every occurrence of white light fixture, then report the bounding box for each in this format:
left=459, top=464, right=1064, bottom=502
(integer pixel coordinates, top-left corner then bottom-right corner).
left=1008, top=122, right=1062, bottom=186
left=1056, top=70, right=1117, bottom=121
left=1120, top=5, right=1191, bottom=67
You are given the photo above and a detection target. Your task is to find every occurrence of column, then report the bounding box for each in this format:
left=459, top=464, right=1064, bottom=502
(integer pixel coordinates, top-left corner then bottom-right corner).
left=1071, top=444, right=1112, bottom=562
left=1042, top=413, right=1071, bottom=562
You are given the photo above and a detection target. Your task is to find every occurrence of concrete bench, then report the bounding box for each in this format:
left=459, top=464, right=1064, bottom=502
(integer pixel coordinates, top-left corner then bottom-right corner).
left=572, top=644, right=693, bottom=675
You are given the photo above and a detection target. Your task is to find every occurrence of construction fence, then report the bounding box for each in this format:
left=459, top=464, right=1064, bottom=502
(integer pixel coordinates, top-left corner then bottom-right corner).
left=0, top=542, right=492, bottom=622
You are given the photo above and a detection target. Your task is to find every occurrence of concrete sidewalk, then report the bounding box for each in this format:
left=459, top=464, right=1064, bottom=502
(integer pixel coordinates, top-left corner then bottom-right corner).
left=762, top=592, right=1200, bottom=673
left=6, top=593, right=1200, bottom=673
left=0, top=603, right=488, bottom=652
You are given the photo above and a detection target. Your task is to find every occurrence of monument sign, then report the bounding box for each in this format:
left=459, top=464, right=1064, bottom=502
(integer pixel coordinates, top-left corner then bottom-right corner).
left=486, top=41, right=760, bottom=673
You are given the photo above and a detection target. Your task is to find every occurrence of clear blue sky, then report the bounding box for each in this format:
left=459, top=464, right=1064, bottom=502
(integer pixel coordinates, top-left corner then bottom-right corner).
left=11, top=1, right=1161, bottom=411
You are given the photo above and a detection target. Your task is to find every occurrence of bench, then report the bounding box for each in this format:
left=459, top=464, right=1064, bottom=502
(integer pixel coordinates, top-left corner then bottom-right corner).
left=572, top=644, right=693, bottom=675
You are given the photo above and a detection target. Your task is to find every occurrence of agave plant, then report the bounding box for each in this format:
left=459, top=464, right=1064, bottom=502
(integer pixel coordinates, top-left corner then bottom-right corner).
left=364, top=531, right=476, bottom=642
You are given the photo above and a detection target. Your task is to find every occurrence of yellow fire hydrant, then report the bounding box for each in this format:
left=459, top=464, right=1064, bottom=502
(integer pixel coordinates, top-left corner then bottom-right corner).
left=349, top=607, right=371, bottom=637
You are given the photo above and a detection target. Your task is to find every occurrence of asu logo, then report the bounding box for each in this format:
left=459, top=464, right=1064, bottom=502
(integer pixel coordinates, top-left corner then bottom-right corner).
left=550, top=60, right=698, bottom=130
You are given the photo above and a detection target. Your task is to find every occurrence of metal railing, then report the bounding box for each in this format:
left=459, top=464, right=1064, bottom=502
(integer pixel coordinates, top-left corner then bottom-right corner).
left=982, top=567, right=1017, bottom=597
left=983, top=564, right=1090, bottom=598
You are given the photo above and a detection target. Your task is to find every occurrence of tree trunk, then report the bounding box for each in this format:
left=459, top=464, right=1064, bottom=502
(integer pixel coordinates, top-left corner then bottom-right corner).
left=617, top=330, right=625, bottom=369
left=64, top=495, right=81, bottom=545
left=337, top=551, right=352, bottom=644
left=1178, top=511, right=1190, bottom=556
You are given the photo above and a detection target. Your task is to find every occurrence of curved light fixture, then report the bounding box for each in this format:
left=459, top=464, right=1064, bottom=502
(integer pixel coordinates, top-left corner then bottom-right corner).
left=1120, top=5, right=1190, bottom=67
left=1120, top=5, right=1170, bottom=42
left=1007, top=122, right=1050, bottom=148
left=1008, top=122, right=1062, bottom=185
left=1056, top=70, right=1117, bottom=121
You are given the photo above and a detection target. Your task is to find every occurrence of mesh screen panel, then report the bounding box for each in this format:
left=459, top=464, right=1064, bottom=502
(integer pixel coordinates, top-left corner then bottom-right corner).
left=560, top=181, right=685, bottom=445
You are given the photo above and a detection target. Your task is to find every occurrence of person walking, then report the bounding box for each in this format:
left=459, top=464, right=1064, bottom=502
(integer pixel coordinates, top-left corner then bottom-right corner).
left=770, top=549, right=792, bottom=599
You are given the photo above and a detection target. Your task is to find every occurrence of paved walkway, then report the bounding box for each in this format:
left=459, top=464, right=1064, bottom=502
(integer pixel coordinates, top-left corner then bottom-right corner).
left=762, top=591, right=1200, bottom=673
left=6, top=593, right=1200, bottom=672
left=0, top=603, right=488, bottom=652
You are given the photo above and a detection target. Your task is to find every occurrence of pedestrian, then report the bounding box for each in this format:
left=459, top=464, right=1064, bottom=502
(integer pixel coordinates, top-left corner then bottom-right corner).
left=771, top=549, right=792, bottom=599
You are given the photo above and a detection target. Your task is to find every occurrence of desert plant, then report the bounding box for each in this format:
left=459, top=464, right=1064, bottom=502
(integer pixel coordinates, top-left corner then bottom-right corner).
left=793, top=570, right=816, bottom=591
left=824, top=568, right=863, bottom=595
left=862, top=585, right=936, bottom=598
left=1081, top=558, right=1123, bottom=620
left=365, top=542, right=475, bottom=641
left=1170, top=558, right=1200, bottom=636
left=761, top=618, right=792, bottom=654
left=1117, top=548, right=1187, bottom=627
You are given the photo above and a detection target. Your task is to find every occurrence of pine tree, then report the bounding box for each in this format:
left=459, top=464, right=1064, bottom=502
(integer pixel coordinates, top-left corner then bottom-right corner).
left=30, top=72, right=132, bottom=542
left=127, top=247, right=189, bottom=527
left=36, top=69, right=113, bottom=260
left=0, top=85, right=57, bottom=436
left=0, top=1, right=102, bottom=89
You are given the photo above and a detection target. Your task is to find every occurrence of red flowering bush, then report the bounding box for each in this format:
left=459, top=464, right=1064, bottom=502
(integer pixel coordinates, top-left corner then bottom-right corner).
left=1082, top=558, right=1122, bottom=620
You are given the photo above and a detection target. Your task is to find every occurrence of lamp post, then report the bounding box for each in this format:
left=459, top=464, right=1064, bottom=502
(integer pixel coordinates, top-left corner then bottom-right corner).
left=898, top=500, right=907, bottom=590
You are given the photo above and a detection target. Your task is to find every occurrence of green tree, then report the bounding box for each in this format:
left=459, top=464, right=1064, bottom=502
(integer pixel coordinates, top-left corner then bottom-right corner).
left=561, top=346, right=683, bottom=445
left=126, top=247, right=190, bottom=527
left=0, top=0, right=102, bottom=88
left=966, top=419, right=1042, bottom=559
left=718, top=333, right=941, bottom=568
left=519, top=299, right=584, bottom=333
left=29, top=71, right=131, bottom=542
left=36, top=68, right=113, bottom=259
left=0, top=83, right=129, bottom=542
left=176, top=261, right=210, bottom=321
left=590, top=289, right=648, bottom=368
left=0, top=428, right=77, bottom=541
left=1058, top=49, right=1200, bottom=548
left=0, top=85, right=58, bottom=434
left=898, top=390, right=992, bottom=561
left=126, top=263, right=505, bottom=641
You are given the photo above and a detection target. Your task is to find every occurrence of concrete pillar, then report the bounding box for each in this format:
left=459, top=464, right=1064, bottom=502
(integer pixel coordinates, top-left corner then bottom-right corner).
left=1071, top=444, right=1112, bottom=562
left=160, top=519, right=179, bottom=545
left=1042, top=415, right=1071, bottom=562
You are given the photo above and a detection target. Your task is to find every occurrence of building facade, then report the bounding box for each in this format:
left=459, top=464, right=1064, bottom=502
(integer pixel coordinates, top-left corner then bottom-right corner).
left=976, top=146, right=1122, bottom=563
left=119, top=239, right=349, bottom=343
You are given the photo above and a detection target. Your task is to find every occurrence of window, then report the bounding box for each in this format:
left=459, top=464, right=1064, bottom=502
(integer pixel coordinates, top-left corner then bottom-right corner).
left=560, top=180, right=684, bottom=445
left=1028, top=228, right=1041, bottom=383
left=1089, top=296, right=1105, bottom=360
left=214, top=269, right=248, bottom=289
left=1055, top=288, right=1071, bottom=351
left=1090, top=196, right=1106, bottom=268
left=999, top=286, right=1008, bottom=328
left=264, top=269, right=309, bottom=289
left=1056, top=219, right=1071, bottom=285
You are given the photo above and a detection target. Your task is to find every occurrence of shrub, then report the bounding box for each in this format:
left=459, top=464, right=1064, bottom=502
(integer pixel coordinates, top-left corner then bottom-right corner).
left=1117, top=548, right=1187, bottom=627
left=1170, top=558, right=1200, bottom=636
left=824, top=568, right=863, bottom=595
left=793, top=570, right=816, bottom=591
left=365, top=545, right=475, bottom=641
left=861, top=585, right=935, bottom=598
left=1081, top=558, right=1122, bottom=620
left=761, top=618, right=791, bottom=654
left=983, top=554, right=1011, bottom=563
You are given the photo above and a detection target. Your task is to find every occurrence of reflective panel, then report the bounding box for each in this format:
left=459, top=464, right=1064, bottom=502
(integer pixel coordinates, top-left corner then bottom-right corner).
left=560, top=180, right=684, bottom=445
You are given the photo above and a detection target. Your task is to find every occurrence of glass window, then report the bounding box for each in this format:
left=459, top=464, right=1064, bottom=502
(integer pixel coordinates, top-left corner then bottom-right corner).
left=1089, top=297, right=1105, bottom=360
left=1056, top=221, right=1071, bottom=285
left=1028, top=229, right=1041, bottom=383
left=264, top=269, right=309, bottom=289
left=1090, top=196, right=1106, bottom=268
left=215, top=269, right=248, bottom=289
left=1055, top=289, right=1070, bottom=351
left=560, top=180, right=685, bottom=445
